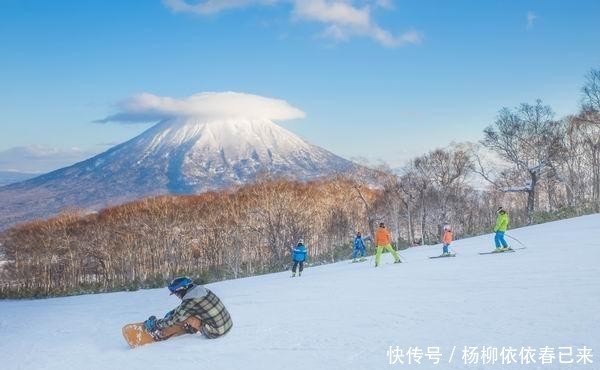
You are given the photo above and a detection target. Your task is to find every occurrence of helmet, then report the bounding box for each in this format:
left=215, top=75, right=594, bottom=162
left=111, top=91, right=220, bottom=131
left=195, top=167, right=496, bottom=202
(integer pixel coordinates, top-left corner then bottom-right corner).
left=379, top=222, right=385, bottom=228
left=497, top=206, right=505, bottom=214
left=168, top=276, right=194, bottom=295
left=443, top=224, right=451, bottom=231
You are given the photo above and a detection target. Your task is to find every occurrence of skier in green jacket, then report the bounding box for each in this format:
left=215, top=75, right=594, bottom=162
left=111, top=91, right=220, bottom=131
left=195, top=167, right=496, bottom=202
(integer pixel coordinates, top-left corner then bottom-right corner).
left=493, top=207, right=512, bottom=252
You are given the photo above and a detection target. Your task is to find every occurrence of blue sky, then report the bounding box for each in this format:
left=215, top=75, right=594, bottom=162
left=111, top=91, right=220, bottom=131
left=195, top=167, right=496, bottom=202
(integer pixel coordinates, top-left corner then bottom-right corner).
left=1, top=0, right=599, bottom=172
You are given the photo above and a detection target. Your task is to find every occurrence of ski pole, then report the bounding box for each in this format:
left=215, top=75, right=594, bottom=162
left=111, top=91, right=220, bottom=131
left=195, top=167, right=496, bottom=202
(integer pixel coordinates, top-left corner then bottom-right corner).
left=505, top=234, right=528, bottom=249
left=364, top=239, right=374, bottom=265
left=397, top=250, right=407, bottom=261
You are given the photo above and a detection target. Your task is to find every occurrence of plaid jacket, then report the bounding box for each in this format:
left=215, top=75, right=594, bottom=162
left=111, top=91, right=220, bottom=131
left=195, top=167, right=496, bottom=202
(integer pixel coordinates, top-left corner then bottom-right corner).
left=155, top=286, right=233, bottom=339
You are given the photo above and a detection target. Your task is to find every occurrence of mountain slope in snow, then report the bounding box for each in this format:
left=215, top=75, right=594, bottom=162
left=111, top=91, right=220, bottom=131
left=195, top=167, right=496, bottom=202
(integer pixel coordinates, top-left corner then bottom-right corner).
left=0, top=94, right=360, bottom=230
left=1, top=214, right=598, bottom=370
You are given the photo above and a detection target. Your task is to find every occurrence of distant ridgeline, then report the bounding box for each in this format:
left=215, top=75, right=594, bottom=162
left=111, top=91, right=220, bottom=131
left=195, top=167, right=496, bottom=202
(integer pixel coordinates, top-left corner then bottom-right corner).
left=0, top=171, right=36, bottom=187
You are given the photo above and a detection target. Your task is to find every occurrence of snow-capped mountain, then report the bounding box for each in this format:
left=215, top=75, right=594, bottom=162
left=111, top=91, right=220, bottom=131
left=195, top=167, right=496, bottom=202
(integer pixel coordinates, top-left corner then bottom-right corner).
left=0, top=111, right=358, bottom=230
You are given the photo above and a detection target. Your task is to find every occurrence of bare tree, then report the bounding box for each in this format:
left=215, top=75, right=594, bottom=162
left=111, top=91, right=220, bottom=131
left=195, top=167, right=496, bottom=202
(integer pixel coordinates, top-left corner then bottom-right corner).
left=413, top=147, right=472, bottom=224
left=482, top=100, right=565, bottom=224
left=574, top=68, right=600, bottom=211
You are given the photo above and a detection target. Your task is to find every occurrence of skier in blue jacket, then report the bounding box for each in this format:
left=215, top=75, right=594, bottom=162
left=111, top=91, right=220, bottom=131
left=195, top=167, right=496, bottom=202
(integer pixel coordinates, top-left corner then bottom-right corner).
left=352, top=232, right=366, bottom=262
left=291, top=239, right=307, bottom=277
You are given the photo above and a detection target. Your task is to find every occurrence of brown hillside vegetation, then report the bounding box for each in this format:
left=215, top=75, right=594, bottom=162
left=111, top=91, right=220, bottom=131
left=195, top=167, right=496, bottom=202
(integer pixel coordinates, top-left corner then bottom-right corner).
left=0, top=178, right=378, bottom=298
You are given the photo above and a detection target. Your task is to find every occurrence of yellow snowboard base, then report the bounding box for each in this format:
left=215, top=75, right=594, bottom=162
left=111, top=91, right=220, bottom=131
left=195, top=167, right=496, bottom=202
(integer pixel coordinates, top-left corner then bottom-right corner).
left=122, top=317, right=202, bottom=348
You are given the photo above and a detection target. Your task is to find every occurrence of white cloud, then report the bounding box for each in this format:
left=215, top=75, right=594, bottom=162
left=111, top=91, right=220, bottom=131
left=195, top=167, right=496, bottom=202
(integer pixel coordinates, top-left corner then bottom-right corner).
left=163, top=0, right=277, bottom=14
left=97, top=91, right=306, bottom=123
left=0, top=145, right=98, bottom=173
left=293, top=1, right=371, bottom=29
left=294, top=0, right=421, bottom=48
left=374, top=0, right=394, bottom=10
left=526, top=11, right=537, bottom=29
left=163, top=0, right=422, bottom=47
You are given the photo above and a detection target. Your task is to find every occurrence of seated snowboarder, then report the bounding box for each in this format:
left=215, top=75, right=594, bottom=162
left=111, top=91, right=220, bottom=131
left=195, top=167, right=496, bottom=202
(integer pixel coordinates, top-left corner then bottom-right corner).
left=441, top=224, right=453, bottom=256
left=291, top=239, right=307, bottom=277
left=143, top=277, right=233, bottom=340
left=352, top=231, right=366, bottom=262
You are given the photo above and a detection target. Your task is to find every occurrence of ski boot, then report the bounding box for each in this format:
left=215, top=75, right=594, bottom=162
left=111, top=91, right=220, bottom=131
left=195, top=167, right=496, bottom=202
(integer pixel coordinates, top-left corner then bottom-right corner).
left=394, top=259, right=402, bottom=264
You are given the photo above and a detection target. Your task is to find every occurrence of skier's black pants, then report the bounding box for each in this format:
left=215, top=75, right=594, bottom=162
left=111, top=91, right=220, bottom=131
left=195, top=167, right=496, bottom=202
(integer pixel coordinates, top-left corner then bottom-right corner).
left=292, top=261, right=304, bottom=273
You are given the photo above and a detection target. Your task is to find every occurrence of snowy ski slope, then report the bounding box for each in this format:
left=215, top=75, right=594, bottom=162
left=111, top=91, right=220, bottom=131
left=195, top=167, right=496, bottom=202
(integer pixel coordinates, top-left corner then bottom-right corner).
left=1, top=214, right=598, bottom=370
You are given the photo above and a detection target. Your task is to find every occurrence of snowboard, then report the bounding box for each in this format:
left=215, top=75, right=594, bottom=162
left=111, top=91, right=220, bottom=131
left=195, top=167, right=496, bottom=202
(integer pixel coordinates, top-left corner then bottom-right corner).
left=122, top=316, right=202, bottom=348
left=429, top=254, right=456, bottom=259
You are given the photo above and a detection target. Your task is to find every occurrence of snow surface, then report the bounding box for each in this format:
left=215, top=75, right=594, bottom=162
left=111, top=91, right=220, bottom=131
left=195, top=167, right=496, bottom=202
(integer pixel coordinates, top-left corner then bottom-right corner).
left=143, top=118, right=314, bottom=158
left=1, top=214, right=599, bottom=370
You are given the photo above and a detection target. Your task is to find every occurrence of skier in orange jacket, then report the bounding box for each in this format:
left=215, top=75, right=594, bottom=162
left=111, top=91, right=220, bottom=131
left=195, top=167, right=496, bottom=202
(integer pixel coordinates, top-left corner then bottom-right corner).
left=374, top=222, right=401, bottom=266
left=441, top=225, right=453, bottom=256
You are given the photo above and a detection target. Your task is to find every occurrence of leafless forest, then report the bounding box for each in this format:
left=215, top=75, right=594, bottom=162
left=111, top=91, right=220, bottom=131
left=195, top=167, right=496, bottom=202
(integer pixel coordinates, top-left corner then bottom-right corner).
left=1, top=68, right=598, bottom=298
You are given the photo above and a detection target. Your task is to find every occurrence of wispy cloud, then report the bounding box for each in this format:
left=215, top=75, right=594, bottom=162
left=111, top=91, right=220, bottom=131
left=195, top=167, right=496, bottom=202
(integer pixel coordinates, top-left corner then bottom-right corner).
left=0, top=145, right=98, bottom=173
left=526, top=11, right=537, bottom=29
left=97, top=91, right=306, bottom=124
left=374, top=0, right=394, bottom=10
left=293, top=0, right=421, bottom=47
left=163, top=0, right=277, bottom=15
left=162, top=0, right=422, bottom=48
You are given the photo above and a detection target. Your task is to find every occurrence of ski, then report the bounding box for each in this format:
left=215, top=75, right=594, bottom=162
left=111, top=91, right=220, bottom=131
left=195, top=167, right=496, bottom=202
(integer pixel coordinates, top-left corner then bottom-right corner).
left=479, top=249, right=516, bottom=255
left=376, top=261, right=403, bottom=267
left=429, top=254, right=456, bottom=259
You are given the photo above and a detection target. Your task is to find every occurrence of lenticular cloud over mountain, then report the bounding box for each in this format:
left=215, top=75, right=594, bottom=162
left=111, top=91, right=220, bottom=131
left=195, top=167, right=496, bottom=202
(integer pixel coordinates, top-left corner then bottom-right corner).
left=0, top=91, right=359, bottom=230
left=97, top=92, right=306, bottom=124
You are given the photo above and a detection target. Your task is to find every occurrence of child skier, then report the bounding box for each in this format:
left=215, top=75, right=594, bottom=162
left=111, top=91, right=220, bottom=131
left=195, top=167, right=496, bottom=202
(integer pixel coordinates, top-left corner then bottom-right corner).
left=143, top=276, right=233, bottom=340
left=352, top=231, right=366, bottom=262
left=493, top=206, right=512, bottom=252
left=441, top=224, right=454, bottom=256
left=291, top=239, right=307, bottom=277
left=374, top=222, right=401, bottom=267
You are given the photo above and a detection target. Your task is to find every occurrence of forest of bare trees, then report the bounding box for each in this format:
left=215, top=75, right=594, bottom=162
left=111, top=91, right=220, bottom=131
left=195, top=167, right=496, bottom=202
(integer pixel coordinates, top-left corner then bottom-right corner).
left=0, top=179, right=379, bottom=297
left=1, top=68, right=598, bottom=298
